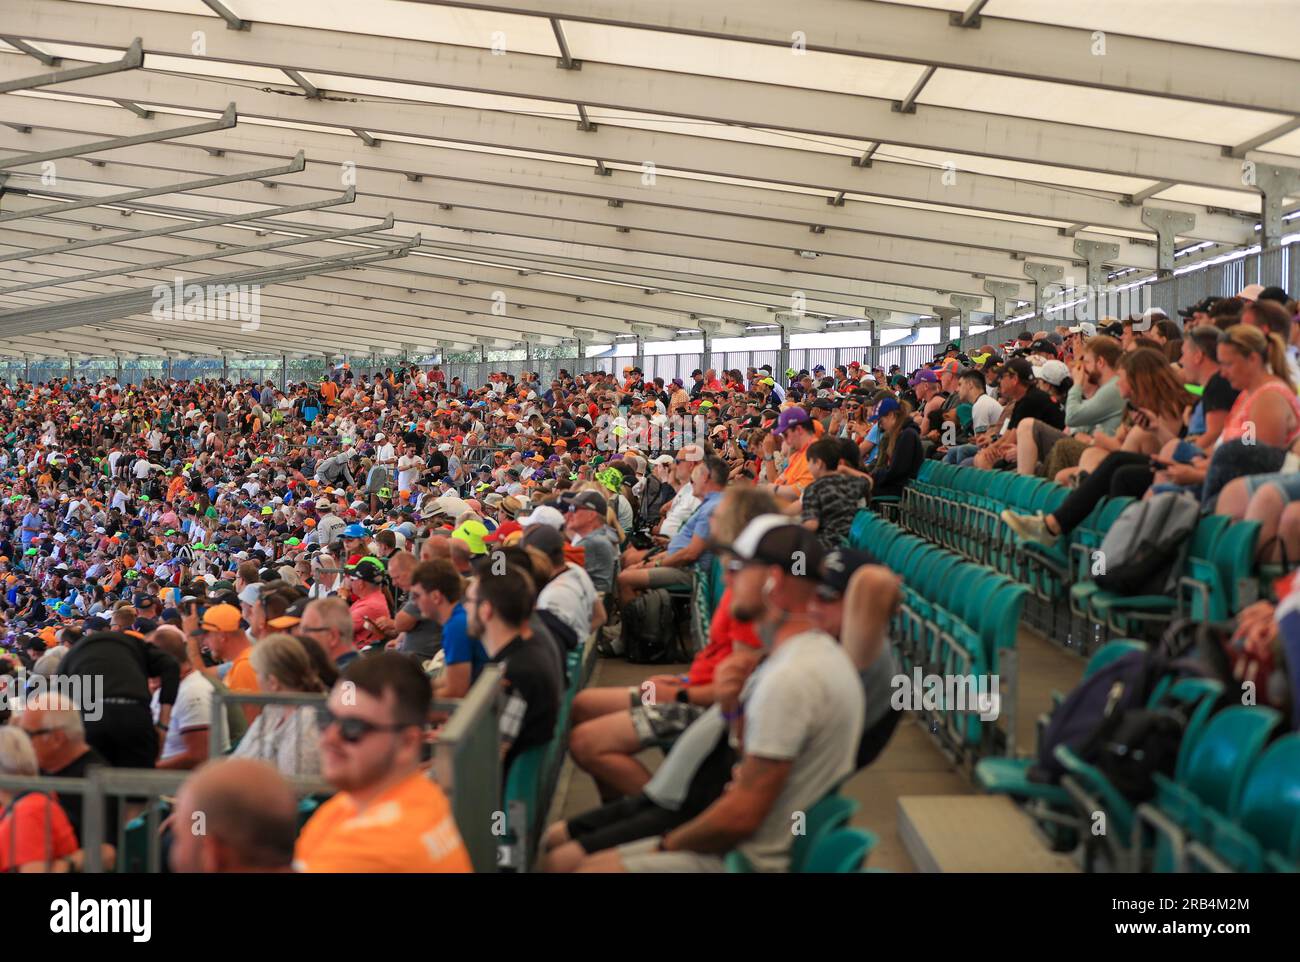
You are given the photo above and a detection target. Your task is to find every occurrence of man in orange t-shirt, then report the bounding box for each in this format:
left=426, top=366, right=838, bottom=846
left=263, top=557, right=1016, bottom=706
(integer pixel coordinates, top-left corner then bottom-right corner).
left=763, top=407, right=816, bottom=504
left=296, top=653, right=472, bottom=873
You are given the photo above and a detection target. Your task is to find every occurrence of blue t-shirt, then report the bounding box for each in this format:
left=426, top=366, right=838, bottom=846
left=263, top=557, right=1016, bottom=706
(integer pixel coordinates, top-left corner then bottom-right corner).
left=668, top=490, right=723, bottom=569
left=441, top=602, right=488, bottom=680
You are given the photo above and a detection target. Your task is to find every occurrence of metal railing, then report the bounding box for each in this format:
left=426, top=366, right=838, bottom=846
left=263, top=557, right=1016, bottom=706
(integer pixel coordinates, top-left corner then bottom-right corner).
left=433, top=665, right=503, bottom=874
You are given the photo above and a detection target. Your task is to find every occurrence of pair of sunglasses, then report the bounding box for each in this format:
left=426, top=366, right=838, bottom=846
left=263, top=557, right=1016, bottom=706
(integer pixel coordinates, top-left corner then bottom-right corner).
left=316, top=706, right=417, bottom=744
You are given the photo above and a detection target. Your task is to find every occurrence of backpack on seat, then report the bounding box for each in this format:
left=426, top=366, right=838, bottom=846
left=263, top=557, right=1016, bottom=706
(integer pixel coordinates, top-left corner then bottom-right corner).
left=1092, top=492, right=1200, bottom=596
left=620, top=588, right=681, bottom=664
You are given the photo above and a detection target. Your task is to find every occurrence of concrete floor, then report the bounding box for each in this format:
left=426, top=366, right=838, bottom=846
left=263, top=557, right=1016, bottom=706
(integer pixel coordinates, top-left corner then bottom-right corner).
left=549, top=620, right=1087, bottom=872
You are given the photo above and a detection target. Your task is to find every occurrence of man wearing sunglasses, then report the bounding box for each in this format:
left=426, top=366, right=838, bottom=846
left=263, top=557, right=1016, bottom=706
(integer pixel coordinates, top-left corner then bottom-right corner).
left=295, top=653, right=472, bottom=873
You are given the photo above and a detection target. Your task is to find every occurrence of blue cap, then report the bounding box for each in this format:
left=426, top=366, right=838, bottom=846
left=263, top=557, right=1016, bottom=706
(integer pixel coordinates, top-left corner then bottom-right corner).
left=342, top=523, right=369, bottom=538
left=870, top=397, right=901, bottom=422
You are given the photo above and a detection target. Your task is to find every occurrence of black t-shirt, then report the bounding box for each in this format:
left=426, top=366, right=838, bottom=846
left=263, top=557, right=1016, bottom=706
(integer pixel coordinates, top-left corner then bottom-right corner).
left=48, top=746, right=118, bottom=845
left=492, top=633, right=562, bottom=780
left=1201, top=372, right=1240, bottom=414
left=1009, top=386, right=1065, bottom=430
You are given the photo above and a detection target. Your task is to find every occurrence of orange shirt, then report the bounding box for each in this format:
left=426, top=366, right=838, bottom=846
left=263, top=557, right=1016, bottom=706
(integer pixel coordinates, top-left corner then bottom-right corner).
left=320, top=381, right=338, bottom=407
left=295, top=771, right=473, bottom=873
left=775, top=440, right=815, bottom=492
left=224, top=645, right=261, bottom=725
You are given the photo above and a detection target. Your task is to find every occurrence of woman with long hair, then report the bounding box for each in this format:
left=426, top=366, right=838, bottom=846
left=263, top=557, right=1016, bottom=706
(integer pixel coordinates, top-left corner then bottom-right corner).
left=870, top=397, right=923, bottom=499
left=232, top=632, right=325, bottom=776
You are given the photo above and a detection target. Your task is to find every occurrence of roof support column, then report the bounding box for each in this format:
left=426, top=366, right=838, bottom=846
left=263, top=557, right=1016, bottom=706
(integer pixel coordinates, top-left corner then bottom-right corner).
left=572, top=329, right=594, bottom=374
left=280, top=354, right=287, bottom=392
left=950, top=294, right=981, bottom=342
left=167, top=353, right=174, bottom=383
left=113, top=353, right=121, bottom=383
left=1252, top=164, right=1300, bottom=254
left=777, top=323, right=791, bottom=386
left=1024, top=263, right=1065, bottom=324
left=1141, top=208, right=1197, bottom=278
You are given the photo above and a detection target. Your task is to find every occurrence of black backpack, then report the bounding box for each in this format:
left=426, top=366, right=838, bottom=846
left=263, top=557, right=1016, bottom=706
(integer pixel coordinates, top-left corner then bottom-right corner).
left=621, top=587, right=681, bottom=664
left=1032, top=647, right=1199, bottom=785
left=1082, top=703, right=1189, bottom=803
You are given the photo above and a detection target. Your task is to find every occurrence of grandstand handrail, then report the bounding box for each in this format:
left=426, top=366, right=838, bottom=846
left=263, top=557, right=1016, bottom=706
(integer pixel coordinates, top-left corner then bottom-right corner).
left=209, top=689, right=329, bottom=763
left=433, top=665, right=503, bottom=874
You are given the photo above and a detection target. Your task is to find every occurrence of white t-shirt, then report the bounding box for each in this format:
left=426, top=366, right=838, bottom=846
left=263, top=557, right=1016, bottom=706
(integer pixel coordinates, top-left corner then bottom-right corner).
left=735, top=630, right=865, bottom=872
left=660, top=482, right=699, bottom=538
left=537, top=563, right=598, bottom=643
left=970, top=394, right=1004, bottom=433
left=159, top=671, right=230, bottom=761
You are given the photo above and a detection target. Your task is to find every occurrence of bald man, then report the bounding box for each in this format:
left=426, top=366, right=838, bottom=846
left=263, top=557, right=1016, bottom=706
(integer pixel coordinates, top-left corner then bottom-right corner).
left=169, top=759, right=298, bottom=873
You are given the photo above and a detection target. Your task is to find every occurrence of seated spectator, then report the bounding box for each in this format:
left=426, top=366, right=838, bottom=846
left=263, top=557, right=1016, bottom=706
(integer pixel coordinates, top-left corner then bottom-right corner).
left=565, top=490, right=620, bottom=596
left=757, top=407, right=817, bottom=505
left=409, top=560, right=487, bottom=698
left=232, top=632, right=325, bottom=777
left=153, top=624, right=230, bottom=770
left=299, top=596, right=360, bottom=669
left=17, top=692, right=118, bottom=865
left=567, top=486, right=770, bottom=803
left=523, top=524, right=605, bottom=646
left=295, top=653, right=472, bottom=872
left=616, top=456, right=727, bottom=607
left=465, top=564, right=561, bottom=778
left=170, top=759, right=297, bottom=873
left=0, top=727, right=78, bottom=872
left=871, top=398, right=924, bottom=497
left=973, top=359, right=1065, bottom=470
left=570, top=516, right=863, bottom=873
left=1014, top=334, right=1125, bottom=479
left=346, top=556, right=393, bottom=650
left=801, top=438, right=872, bottom=548
left=812, top=551, right=904, bottom=769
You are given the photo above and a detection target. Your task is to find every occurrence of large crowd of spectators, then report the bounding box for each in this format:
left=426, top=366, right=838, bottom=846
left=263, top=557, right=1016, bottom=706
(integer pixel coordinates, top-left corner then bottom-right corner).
left=0, top=279, right=1296, bottom=871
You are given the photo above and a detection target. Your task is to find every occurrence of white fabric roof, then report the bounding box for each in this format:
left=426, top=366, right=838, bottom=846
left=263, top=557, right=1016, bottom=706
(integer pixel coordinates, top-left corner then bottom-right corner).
left=0, top=0, right=1296, bottom=358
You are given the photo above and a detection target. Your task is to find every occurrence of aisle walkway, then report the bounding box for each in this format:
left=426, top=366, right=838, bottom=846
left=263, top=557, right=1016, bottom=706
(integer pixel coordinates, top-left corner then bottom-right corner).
left=549, top=621, right=1086, bottom=872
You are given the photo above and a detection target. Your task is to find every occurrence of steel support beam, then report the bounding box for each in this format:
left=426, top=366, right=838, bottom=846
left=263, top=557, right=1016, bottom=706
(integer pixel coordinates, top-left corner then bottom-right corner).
left=933, top=306, right=959, bottom=343
left=0, top=151, right=306, bottom=224
left=0, top=37, right=141, bottom=94
left=1073, top=239, right=1121, bottom=291
left=982, top=280, right=1020, bottom=327
left=1253, top=165, right=1300, bottom=253
left=1141, top=207, right=1198, bottom=277
left=0, top=102, right=238, bottom=172
left=1024, top=264, right=1065, bottom=322
left=0, top=187, right=358, bottom=264
left=950, top=294, right=981, bottom=340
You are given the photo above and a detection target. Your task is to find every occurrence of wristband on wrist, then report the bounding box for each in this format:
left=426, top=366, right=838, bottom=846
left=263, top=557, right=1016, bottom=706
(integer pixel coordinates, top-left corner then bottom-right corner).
left=722, top=707, right=742, bottom=722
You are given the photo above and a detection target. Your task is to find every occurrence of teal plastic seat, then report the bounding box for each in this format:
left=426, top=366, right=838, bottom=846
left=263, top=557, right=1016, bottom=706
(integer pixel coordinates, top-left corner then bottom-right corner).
left=802, top=827, right=877, bottom=873
left=725, top=791, right=859, bottom=873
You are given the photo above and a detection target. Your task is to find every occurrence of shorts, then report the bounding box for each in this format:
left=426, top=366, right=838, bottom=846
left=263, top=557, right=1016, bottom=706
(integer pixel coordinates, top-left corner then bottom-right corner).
left=566, top=794, right=688, bottom=855
left=1029, top=420, right=1066, bottom=462
left=625, top=688, right=704, bottom=746
left=643, top=566, right=694, bottom=589
left=1242, top=470, right=1300, bottom=502
left=616, top=834, right=726, bottom=873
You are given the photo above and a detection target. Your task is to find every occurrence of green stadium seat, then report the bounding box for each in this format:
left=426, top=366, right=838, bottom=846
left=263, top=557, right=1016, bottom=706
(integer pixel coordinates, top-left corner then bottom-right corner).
left=801, top=827, right=877, bottom=873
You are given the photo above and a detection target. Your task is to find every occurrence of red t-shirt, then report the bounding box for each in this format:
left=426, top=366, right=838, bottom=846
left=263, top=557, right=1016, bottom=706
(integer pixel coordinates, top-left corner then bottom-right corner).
left=0, top=793, right=78, bottom=871
left=687, top=587, right=761, bottom=686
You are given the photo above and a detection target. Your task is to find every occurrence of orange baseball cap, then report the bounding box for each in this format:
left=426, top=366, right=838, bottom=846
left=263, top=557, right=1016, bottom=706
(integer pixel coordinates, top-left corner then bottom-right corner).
left=199, top=604, right=242, bottom=632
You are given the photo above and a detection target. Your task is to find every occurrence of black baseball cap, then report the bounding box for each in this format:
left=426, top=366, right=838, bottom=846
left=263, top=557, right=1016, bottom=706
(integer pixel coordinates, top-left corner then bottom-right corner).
left=717, top=515, right=826, bottom=577
left=1002, top=357, right=1034, bottom=382
left=1178, top=296, right=1221, bottom=319
left=816, top=548, right=880, bottom=599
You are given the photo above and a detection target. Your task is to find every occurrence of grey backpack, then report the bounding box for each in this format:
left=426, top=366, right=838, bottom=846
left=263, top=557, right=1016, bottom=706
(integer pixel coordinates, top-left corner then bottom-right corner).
left=1092, top=492, right=1200, bottom=596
